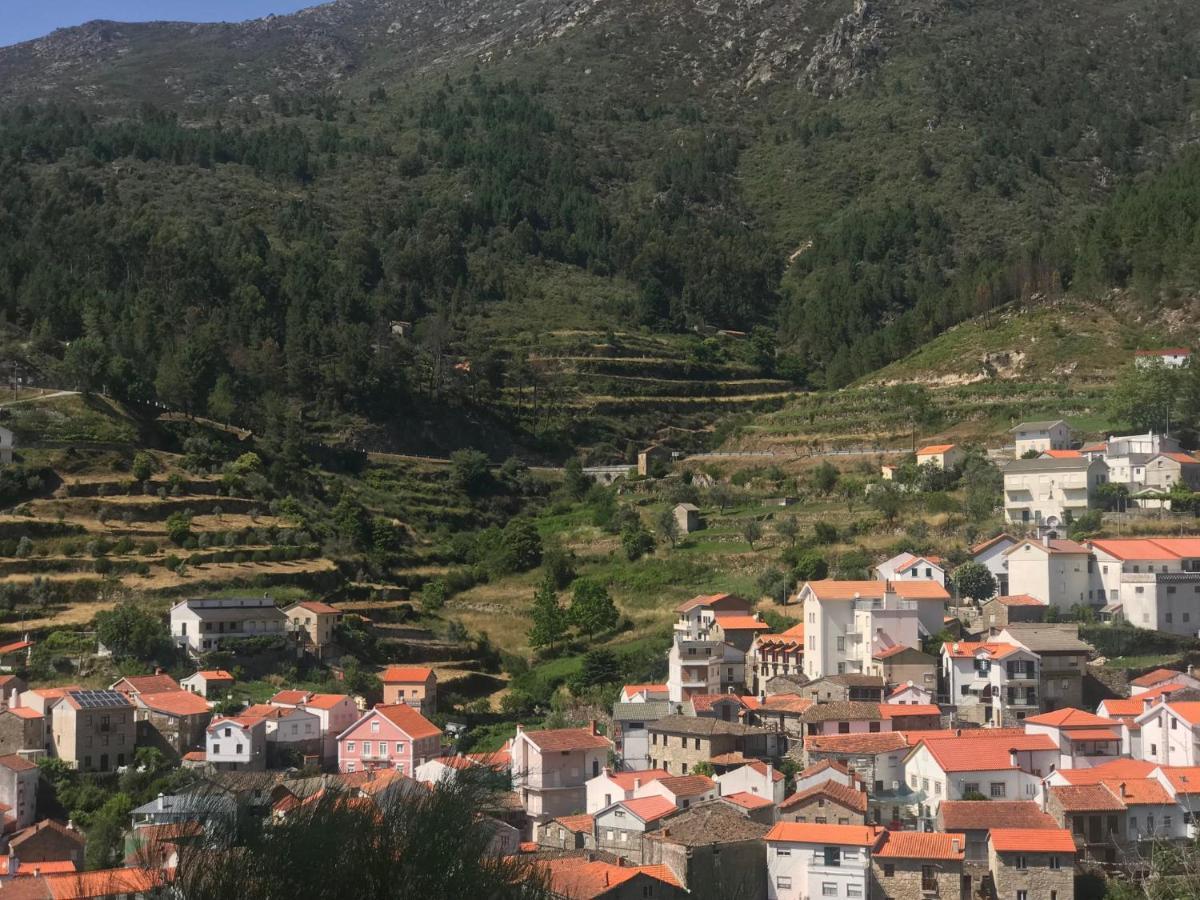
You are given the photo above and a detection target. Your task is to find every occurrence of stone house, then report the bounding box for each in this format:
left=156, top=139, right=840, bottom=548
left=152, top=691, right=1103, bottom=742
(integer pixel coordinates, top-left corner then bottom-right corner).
left=673, top=503, right=703, bottom=535
left=0, top=675, right=27, bottom=709
left=536, top=813, right=595, bottom=851
left=134, top=691, right=213, bottom=761
left=646, top=715, right=782, bottom=775
left=986, top=828, right=1076, bottom=900
left=6, top=819, right=85, bottom=867
left=637, top=445, right=670, bottom=477
left=796, top=675, right=887, bottom=704
left=594, top=796, right=676, bottom=863
left=777, top=780, right=867, bottom=826
left=641, top=803, right=768, bottom=898
left=870, top=646, right=937, bottom=692
left=0, top=754, right=38, bottom=829
left=937, top=800, right=1058, bottom=868
left=980, top=594, right=1048, bottom=629
left=110, top=673, right=181, bottom=701
left=716, top=761, right=786, bottom=805
left=50, top=689, right=135, bottom=772
left=800, top=701, right=885, bottom=737
left=0, top=707, right=44, bottom=756
left=1044, top=783, right=1127, bottom=865
left=180, top=670, right=234, bottom=699
left=995, top=623, right=1091, bottom=715
left=753, top=694, right=813, bottom=743
left=871, top=830, right=966, bottom=900
left=283, top=600, right=342, bottom=657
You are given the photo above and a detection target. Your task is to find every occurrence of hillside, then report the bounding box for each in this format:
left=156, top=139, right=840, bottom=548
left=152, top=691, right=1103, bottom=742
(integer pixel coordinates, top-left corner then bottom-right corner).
left=2, top=0, right=1200, bottom=459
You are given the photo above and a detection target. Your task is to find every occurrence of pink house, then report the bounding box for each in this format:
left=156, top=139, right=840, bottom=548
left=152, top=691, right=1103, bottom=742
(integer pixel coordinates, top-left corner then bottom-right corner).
left=337, top=703, right=442, bottom=775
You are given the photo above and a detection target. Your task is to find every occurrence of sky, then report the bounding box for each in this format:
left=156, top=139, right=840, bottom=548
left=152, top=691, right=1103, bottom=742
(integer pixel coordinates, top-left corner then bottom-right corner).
left=1, top=2, right=317, bottom=48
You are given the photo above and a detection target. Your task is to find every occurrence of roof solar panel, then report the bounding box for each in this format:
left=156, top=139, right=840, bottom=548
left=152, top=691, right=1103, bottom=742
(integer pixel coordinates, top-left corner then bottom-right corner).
left=68, top=689, right=127, bottom=708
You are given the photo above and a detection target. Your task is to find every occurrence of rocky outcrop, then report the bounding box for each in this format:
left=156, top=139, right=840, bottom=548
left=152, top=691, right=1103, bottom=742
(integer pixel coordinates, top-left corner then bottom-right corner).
left=802, top=0, right=883, bottom=97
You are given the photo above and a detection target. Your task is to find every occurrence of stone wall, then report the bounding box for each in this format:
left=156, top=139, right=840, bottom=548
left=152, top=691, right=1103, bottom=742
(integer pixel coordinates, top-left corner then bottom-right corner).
left=780, top=795, right=864, bottom=826
left=870, top=857, right=963, bottom=900
left=989, top=849, right=1075, bottom=900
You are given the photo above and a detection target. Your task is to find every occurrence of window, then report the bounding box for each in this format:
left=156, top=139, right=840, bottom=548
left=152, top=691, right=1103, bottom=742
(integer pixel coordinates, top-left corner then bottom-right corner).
left=964, top=782, right=979, bottom=795
left=236, top=744, right=243, bottom=754
left=371, top=720, right=379, bottom=732
left=882, top=863, right=895, bottom=878
left=846, top=887, right=861, bottom=899
left=990, top=783, right=1006, bottom=798
left=212, top=744, right=221, bottom=755
left=1049, top=856, right=1060, bottom=870
left=396, top=742, right=404, bottom=753
left=363, top=742, right=372, bottom=754
left=822, top=846, right=840, bottom=866
left=775, top=848, right=791, bottom=857
left=1015, top=855, right=1027, bottom=870
left=776, top=877, right=792, bottom=890
left=347, top=742, right=355, bottom=752
left=694, top=738, right=700, bottom=750
left=822, top=883, right=838, bottom=897
left=836, top=636, right=845, bottom=652
left=1017, top=892, right=1027, bottom=900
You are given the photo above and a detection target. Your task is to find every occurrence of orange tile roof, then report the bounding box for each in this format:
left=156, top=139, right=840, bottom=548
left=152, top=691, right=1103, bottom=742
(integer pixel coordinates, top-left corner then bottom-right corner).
left=290, top=600, right=341, bottom=615
left=900, top=727, right=1027, bottom=743
left=522, top=726, right=609, bottom=752
left=722, top=791, right=773, bottom=810
left=1166, top=702, right=1200, bottom=727
left=805, top=732, right=908, bottom=754
left=872, top=644, right=915, bottom=660
left=553, top=814, right=595, bottom=833
left=269, top=690, right=310, bottom=705
left=875, top=830, right=965, bottom=860
left=605, top=769, right=670, bottom=790
left=618, top=796, right=677, bottom=821
left=303, top=693, right=351, bottom=710
left=620, top=683, right=668, bottom=697
left=182, top=750, right=206, bottom=762
left=538, top=857, right=680, bottom=898
left=1091, top=539, right=1186, bottom=562
left=192, top=669, right=234, bottom=681
left=994, top=594, right=1046, bottom=607
left=1131, top=668, right=1187, bottom=688
left=44, top=867, right=166, bottom=899
left=800, top=759, right=849, bottom=779
left=0, top=754, right=38, bottom=773
left=636, top=865, right=683, bottom=889
left=655, top=775, right=715, bottom=797
left=888, top=683, right=928, bottom=698
left=915, top=734, right=1057, bottom=773
left=942, top=641, right=1023, bottom=660
left=689, top=694, right=745, bottom=713
left=939, top=801, right=1057, bottom=831
left=112, top=674, right=181, bottom=695
left=379, top=666, right=434, bottom=683
left=896, top=555, right=944, bottom=573
left=376, top=703, right=442, bottom=740
left=1042, top=449, right=1083, bottom=458
left=1100, top=779, right=1172, bottom=806
left=1055, top=758, right=1157, bottom=784
left=803, top=580, right=949, bottom=601
left=0, top=641, right=32, bottom=656
left=1006, top=538, right=1089, bottom=556
left=878, top=704, right=940, bottom=719
left=1025, top=708, right=1117, bottom=728
left=744, top=760, right=785, bottom=782
left=712, top=614, right=770, bottom=631
left=765, top=822, right=883, bottom=846
left=137, top=691, right=212, bottom=717
left=990, top=828, right=1078, bottom=853
left=971, top=533, right=1016, bottom=555
left=1049, top=784, right=1126, bottom=812
left=780, top=780, right=868, bottom=814
left=6, top=707, right=42, bottom=720
left=759, top=694, right=814, bottom=714
left=1062, top=728, right=1121, bottom=741
left=674, top=593, right=747, bottom=613
left=1157, top=767, right=1200, bottom=794
left=1158, top=452, right=1200, bottom=465
left=740, top=695, right=762, bottom=710
left=917, top=444, right=956, bottom=455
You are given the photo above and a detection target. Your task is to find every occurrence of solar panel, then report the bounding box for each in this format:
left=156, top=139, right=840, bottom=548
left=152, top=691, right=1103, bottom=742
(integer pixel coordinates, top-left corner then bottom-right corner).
left=68, top=689, right=127, bottom=708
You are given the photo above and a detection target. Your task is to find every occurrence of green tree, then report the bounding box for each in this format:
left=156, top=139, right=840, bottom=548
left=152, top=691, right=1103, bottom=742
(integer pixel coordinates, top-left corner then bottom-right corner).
left=656, top=507, right=679, bottom=548
left=710, top=483, right=735, bottom=511
left=950, top=561, right=997, bottom=602
left=742, top=519, right=763, bottom=549
left=790, top=549, right=829, bottom=583
left=541, top=540, right=577, bottom=590
left=1107, top=364, right=1179, bottom=433
left=570, top=579, right=619, bottom=637
left=499, top=519, right=543, bottom=573
left=621, top=521, right=654, bottom=561
left=332, top=495, right=371, bottom=550
left=691, top=761, right=715, bottom=778
left=131, top=452, right=155, bottom=482
left=838, top=476, right=866, bottom=512
left=165, top=511, right=192, bottom=546
left=810, top=461, right=839, bottom=496
left=420, top=579, right=448, bottom=612
left=86, top=792, right=134, bottom=870
left=61, top=335, right=108, bottom=394
left=869, top=483, right=905, bottom=525
left=574, top=649, right=621, bottom=689
left=563, top=457, right=590, bottom=501
left=95, top=602, right=174, bottom=662
left=450, top=449, right=493, bottom=496
left=776, top=516, right=799, bottom=547
left=528, top=574, right=568, bottom=652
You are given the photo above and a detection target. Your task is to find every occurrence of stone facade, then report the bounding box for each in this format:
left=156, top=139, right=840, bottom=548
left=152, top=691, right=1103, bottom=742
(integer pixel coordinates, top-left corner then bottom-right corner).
left=779, top=794, right=864, bottom=826
left=0, top=709, right=43, bottom=755
left=536, top=819, right=594, bottom=851
left=987, top=848, right=1074, bottom=900
left=870, top=856, right=964, bottom=900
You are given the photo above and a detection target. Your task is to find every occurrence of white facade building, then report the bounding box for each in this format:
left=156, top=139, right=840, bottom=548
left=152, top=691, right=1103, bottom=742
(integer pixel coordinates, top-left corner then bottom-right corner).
left=941, top=641, right=1041, bottom=725
left=205, top=716, right=267, bottom=771
left=717, top=761, right=786, bottom=804
left=170, top=597, right=288, bottom=654
left=765, top=822, right=879, bottom=900
left=1010, top=420, right=1072, bottom=457
left=872, top=553, right=946, bottom=587
left=971, top=533, right=1017, bottom=597
left=1002, top=456, right=1107, bottom=528
left=1005, top=538, right=1093, bottom=609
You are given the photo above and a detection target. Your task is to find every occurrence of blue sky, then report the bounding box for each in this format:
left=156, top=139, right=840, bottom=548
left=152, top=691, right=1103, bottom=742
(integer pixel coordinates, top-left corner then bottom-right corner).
left=1, top=2, right=316, bottom=47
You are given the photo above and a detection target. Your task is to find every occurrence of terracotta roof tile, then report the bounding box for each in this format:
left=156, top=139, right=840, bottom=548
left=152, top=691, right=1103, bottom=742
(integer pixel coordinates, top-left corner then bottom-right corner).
left=375, top=704, right=441, bottom=740
left=878, top=704, right=940, bottom=718
left=759, top=694, right=813, bottom=714
left=993, top=594, right=1046, bottom=607
left=522, top=726, right=609, bottom=752
left=1025, top=708, right=1116, bottom=728
left=112, top=674, right=181, bottom=695
left=618, top=796, right=677, bottom=822
left=917, top=444, right=956, bottom=455
left=712, top=613, right=770, bottom=631
left=1157, top=767, right=1200, bottom=794
left=875, top=830, right=965, bottom=860
left=802, top=580, right=949, bottom=601
left=1131, top=668, right=1187, bottom=688
left=989, top=828, right=1077, bottom=853
left=303, top=693, right=351, bottom=710
left=1049, top=784, right=1126, bottom=812
left=971, top=533, right=1015, bottom=555
left=780, top=780, right=868, bottom=814
left=939, top=801, right=1057, bottom=831
left=289, top=600, right=341, bottom=615
left=654, top=775, right=715, bottom=797
left=673, top=593, right=748, bottom=613
left=942, top=641, right=1023, bottom=660
left=379, top=666, right=434, bottom=683
left=269, top=690, right=310, bottom=705
left=915, top=734, right=1057, bottom=772
left=0, top=754, right=38, bottom=773
left=1055, top=759, right=1157, bottom=783
left=805, top=732, right=908, bottom=754
left=193, top=670, right=234, bottom=681
left=604, top=769, right=669, bottom=790
left=743, top=761, right=784, bottom=782
left=136, top=691, right=212, bottom=717
left=43, top=867, right=167, bottom=900
left=765, top=822, right=883, bottom=846
left=552, top=814, right=595, bottom=834
left=721, top=791, right=773, bottom=810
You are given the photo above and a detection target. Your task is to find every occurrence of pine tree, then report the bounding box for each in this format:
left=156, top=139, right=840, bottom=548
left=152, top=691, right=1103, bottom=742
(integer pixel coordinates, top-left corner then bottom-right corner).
left=528, top=574, right=567, bottom=651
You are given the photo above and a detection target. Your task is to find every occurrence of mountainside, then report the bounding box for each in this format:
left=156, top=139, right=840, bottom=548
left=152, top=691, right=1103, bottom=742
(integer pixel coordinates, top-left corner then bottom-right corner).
left=2, top=0, right=1200, bottom=458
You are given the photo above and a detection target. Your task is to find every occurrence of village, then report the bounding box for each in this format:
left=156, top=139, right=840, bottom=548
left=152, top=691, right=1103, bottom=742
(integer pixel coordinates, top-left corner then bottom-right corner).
left=0, top=355, right=1195, bottom=900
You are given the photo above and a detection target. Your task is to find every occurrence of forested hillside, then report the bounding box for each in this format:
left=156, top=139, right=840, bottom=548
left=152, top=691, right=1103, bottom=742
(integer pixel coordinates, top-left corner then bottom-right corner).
left=1, top=0, right=1200, bottom=457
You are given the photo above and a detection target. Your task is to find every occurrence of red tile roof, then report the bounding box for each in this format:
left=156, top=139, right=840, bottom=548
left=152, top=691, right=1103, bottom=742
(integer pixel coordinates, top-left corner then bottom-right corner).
left=112, top=674, right=181, bottom=695
left=620, top=683, right=668, bottom=698
left=914, top=734, right=1057, bottom=773
left=990, top=828, right=1078, bottom=853
left=379, top=666, right=434, bottom=683
left=879, top=704, right=940, bottom=719
left=290, top=600, right=341, bottom=615
left=721, top=791, right=773, bottom=810
left=304, top=693, right=351, bottom=710
left=6, top=707, right=43, bottom=720
left=538, top=857, right=681, bottom=898
left=605, top=769, right=670, bottom=790
left=780, top=780, right=868, bottom=815
left=942, top=641, right=1023, bottom=660
left=1049, top=784, right=1127, bottom=812
left=805, top=732, right=908, bottom=754
left=1166, top=702, right=1200, bottom=727
left=743, top=760, right=785, bottom=782
left=917, top=444, right=956, bottom=455
left=1091, top=539, right=1186, bottom=562
left=192, top=670, right=234, bottom=681
left=182, top=750, right=206, bottom=762
left=1130, top=668, right=1187, bottom=688
left=803, top=580, right=949, bottom=601
left=618, top=796, right=677, bottom=822
left=765, top=822, right=883, bottom=846
left=43, top=867, right=167, bottom=900
left=712, top=614, right=770, bottom=631
left=1042, top=449, right=1083, bottom=458
left=872, top=644, right=915, bottom=660
left=971, top=533, right=1016, bottom=555
left=800, top=759, right=849, bottom=779
left=993, top=594, right=1046, bottom=607
left=0, top=754, right=38, bottom=773
left=269, top=690, right=310, bottom=705
left=552, top=814, right=595, bottom=834
left=1063, top=728, right=1121, bottom=741
left=0, top=641, right=33, bottom=656
left=1025, top=708, right=1117, bottom=728
left=939, top=801, right=1057, bottom=831
left=1157, top=767, right=1200, bottom=794
left=136, top=691, right=212, bottom=717
left=521, top=725, right=609, bottom=752
left=759, top=694, right=813, bottom=714
left=689, top=694, right=745, bottom=713
left=875, top=830, right=965, bottom=860
left=1055, top=758, right=1157, bottom=784
left=674, top=593, right=748, bottom=613
left=1158, top=452, right=1200, bottom=465
left=376, top=703, right=442, bottom=740
left=655, top=775, right=715, bottom=797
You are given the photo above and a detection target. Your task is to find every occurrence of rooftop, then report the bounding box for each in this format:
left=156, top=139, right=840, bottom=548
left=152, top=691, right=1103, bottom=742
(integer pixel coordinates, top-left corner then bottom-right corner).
left=137, top=691, right=212, bottom=717
left=379, top=666, right=434, bottom=683
left=765, top=822, right=882, bottom=846
left=914, top=734, right=1057, bottom=773
left=721, top=791, right=773, bottom=810
left=804, top=732, right=907, bottom=755
left=939, top=801, right=1057, bottom=831
left=990, top=828, right=1078, bottom=854
left=654, top=775, right=716, bottom=797
left=375, top=704, right=442, bottom=740
left=874, top=830, right=965, bottom=860
left=645, top=802, right=770, bottom=845
left=801, top=701, right=883, bottom=723
left=648, top=715, right=765, bottom=737
left=1131, top=668, right=1190, bottom=688
left=617, top=796, right=677, bottom=822
left=520, top=725, right=609, bottom=752
left=673, top=593, right=748, bottom=614
left=112, top=674, right=181, bottom=695
left=780, top=780, right=867, bottom=815
left=801, top=580, right=950, bottom=602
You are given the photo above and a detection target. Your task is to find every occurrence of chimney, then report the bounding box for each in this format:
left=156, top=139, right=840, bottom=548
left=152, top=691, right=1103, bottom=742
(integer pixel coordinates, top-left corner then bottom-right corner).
left=1009, top=749, right=1018, bottom=768
left=1189, top=665, right=1195, bottom=677
left=951, top=838, right=960, bottom=854
left=7, top=854, right=16, bottom=876
left=589, top=720, right=598, bottom=736
left=156, top=792, right=165, bottom=812
left=1042, top=534, right=1050, bottom=548
left=766, top=762, right=775, bottom=787
left=1120, top=782, right=1128, bottom=798
left=634, top=778, right=642, bottom=791
left=515, top=723, right=523, bottom=736
left=604, top=766, right=612, bottom=777
left=154, top=666, right=163, bottom=676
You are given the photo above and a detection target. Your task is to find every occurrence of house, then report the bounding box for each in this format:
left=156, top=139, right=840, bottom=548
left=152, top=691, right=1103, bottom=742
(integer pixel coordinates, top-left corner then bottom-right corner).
left=0, top=707, right=45, bottom=756
left=637, top=444, right=671, bottom=477
left=179, top=670, right=234, bottom=699
left=619, top=684, right=669, bottom=703
left=795, top=675, right=886, bottom=704
left=753, top=694, right=814, bottom=742
left=1010, top=420, right=1073, bottom=457
left=634, top=774, right=718, bottom=811
left=611, top=700, right=670, bottom=770
left=129, top=790, right=237, bottom=828
left=716, top=761, right=785, bottom=804
left=1004, top=538, right=1093, bottom=610
left=0, top=674, right=26, bottom=709
left=536, top=854, right=685, bottom=899
left=877, top=704, right=942, bottom=731
left=269, top=692, right=359, bottom=761
left=642, top=803, right=769, bottom=897
left=940, top=641, right=1041, bottom=726
left=870, top=645, right=937, bottom=691
left=795, top=580, right=950, bottom=680
left=1143, top=452, right=1200, bottom=492
left=672, top=503, right=703, bottom=535
left=594, top=795, right=677, bottom=862
left=646, top=716, right=782, bottom=775
left=586, top=768, right=670, bottom=814
left=886, top=682, right=933, bottom=706
left=1002, top=456, right=1106, bottom=528
left=133, top=691, right=213, bottom=761
left=6, top=819, right=85, bottom=867
left=205, top=716, right=268, bottom=771
left=283, top=600, right=342, bottom=656
left=1023, top=708, right=1122, bottom=770
left=801, top=733, right=910, bottom=800
left=995, top=623, right=1092, bottom=714
left=777, top=780, right=868, bottom=826
left=710, top=611, right=771, bottom=653
left=764, top=822, right=880, bottom=900
left=880, top=464, right=897, bottom=481
left=1135, top=347, right=1191, bottom=369
left=1129, top=667, right=1200, bottom=696
left=1089, top=537, right=1200, bottom=634
left=37, top=867, right=171, bottom=899
left=801, top=701, right=885, bottom=737
left=980, top=594, right=1047, bottom=629
left=915, top=444, right=964, bottom=470
left=109, top=673, right=180, bottom=701
left=536, top=814, right=595, bottom=851
left=511, top=723, right=612, bottom=824
left=685, top=694, right=746, bottom=721
left=937, top=800, right=1057, bottom=867
left=873, top=553, right=946, bottom=587
left=987, top=829, right=1077, bottom=900
left=871, top=830, right=966, bottom=900
left=1107, top=431, right=1182, bottom=457
left=0, top=754, right=38, bottom=829
left=240, top=704, right=322, bottom=766
left=976, top=528, right=1034, bottom=583
left=0, top=640, right=32, bottom=672
left=49, top=690, right=135, bottom=772
left=336, top=704, right=442, bottom=776
left=379, top=666, right=437, bottom=714
left=667, top=596, right=751, bottom=702
left=169, top=596, right=288, bottom=654
left=748, top=625, right=805, bottom=693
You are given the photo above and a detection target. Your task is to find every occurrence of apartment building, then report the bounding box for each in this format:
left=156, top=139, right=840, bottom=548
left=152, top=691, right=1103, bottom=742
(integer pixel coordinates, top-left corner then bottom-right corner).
left=940, top=641, right=1040, bottom=725
left=1002, top=456, right=1106, bottom=528
left=170, top=596, right=288, bottom=654
left=1089, top=538, right=1200, bottom=634
left=511, top=723, right=611, bottom=824
left=49, top=689, right=135, bottom=772
left=765, top=822, right=880, bottom=900
left=1010, top=420, right=1073, bottom=457
left=1005, top=538, right=1093, bottom=609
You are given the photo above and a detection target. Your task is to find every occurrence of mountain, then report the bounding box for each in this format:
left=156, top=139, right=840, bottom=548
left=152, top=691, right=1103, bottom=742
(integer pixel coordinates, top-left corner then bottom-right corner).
left=1, top=0, right=1199, bottom=458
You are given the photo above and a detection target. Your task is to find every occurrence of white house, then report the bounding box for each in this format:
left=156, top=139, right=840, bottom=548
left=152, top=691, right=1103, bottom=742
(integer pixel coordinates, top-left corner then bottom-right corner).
left=633, top=774, right=718, bottom=810
left=915, top=444, right=964, bottom=470
left=717, top=761, right=786, bottom=804
left=764, top=822, right=881, bottom=900
left=1106, top=431, right=1182, bottom=457
left=511, top=724, right=612, bottom=824
left=169, top=596, right=288, bottom=654
left=971, top=533, right=1017, bottom=596
left=585, top=767, right=669, bottom=814
left=205, top=716, right=267, bottom=771
left=940, top=641, right=1040, bottom=726
left=797, top=580, right=949, bottom=681
left=1010, top=420, right=1072, bottom=457
left=1135, top=700, right=1200, bottom=768
left=1089, top=537, right=1200, bottom=634
left=180, top=670, right=234, bottom=699
left=1135, top=348, right=1191, bottom=369
left=873, top=553, right=946, bottom=587
left=1002, top=456, right=1107, bottom=528
left=1129, top=667, right=1200, bottom=697
left=886, top=682, right=934, bottom=706
left=1023, top=707, right=1123, bottom=770
left=1005, top=537, right=1093, bottom=609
